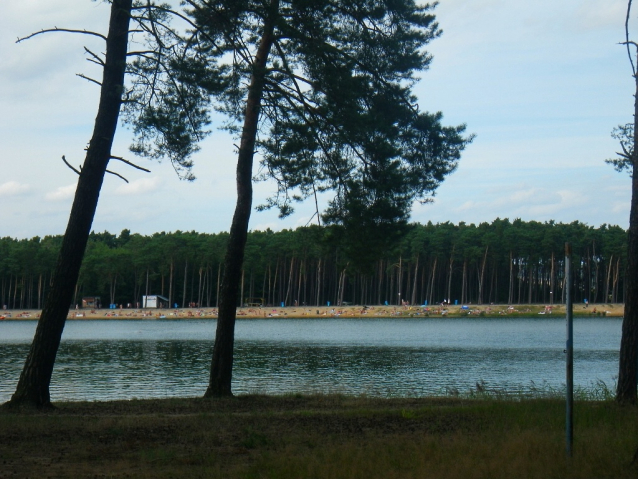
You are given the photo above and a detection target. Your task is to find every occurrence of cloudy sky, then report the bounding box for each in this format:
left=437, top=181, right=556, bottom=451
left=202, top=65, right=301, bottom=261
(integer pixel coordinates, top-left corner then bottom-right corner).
left=0, top=0, right=634, bottom=240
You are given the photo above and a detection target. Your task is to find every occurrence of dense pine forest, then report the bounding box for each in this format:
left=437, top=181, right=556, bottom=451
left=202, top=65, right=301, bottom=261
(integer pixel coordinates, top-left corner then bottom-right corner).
left=0, top=219, right=627, bottom=310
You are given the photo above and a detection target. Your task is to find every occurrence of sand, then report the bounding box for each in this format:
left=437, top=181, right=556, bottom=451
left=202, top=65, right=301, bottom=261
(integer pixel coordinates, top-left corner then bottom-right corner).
left=0, top=302, right=625, bottom=320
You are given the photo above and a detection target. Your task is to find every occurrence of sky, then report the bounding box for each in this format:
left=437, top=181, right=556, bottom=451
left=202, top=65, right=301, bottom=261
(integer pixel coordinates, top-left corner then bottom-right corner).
left=0, top=0, right=634, bottom=240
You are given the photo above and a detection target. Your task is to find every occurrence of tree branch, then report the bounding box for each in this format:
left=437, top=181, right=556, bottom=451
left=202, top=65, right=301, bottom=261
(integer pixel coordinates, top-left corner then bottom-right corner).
left=76, top=73, right=102, bottom=86
left=84, top=47, right=105, bottom=66
left=627, top=0, right=636, bottom=75
left=110, top=155, right=151, bottom=172
left=126, top=50, right=161, bottom=57
left=61, top=155, right=81, bottom=175
left=106, top=169, right=129, bottom=183
left=16, top=27, right=107, bottom=44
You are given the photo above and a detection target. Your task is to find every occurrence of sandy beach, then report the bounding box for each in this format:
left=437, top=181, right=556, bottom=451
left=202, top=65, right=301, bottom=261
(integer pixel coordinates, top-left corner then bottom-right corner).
left=0, top=302, right=625, bottom=320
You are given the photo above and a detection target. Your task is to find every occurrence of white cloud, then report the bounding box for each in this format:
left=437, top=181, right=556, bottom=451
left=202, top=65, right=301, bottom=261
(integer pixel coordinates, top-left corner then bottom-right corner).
left=454, top=201, right=477, bottom=212
left=115, top=177, right=161, bottom=195
left=0, top=181, right=30, bottom=197
left=45, top=184, right=76, bottom=201
left=573, top=0, right=626, bottom=31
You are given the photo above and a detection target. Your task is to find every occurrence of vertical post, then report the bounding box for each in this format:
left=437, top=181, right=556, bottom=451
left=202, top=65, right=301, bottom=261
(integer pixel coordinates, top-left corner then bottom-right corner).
left=565, top=242, right=574, bottom=457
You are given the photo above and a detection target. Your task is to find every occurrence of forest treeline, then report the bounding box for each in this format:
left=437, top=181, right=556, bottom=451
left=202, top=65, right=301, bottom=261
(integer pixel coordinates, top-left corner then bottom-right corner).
left=0, top=218, right=627, bottom=310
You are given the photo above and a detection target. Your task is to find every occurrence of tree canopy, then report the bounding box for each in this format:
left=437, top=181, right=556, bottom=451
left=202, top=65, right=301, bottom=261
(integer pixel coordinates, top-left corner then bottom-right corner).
left=0, top=220, right=626, bottom=311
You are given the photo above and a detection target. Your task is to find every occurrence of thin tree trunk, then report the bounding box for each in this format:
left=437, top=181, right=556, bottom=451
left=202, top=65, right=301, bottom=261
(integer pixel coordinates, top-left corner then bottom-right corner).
left=605, top=254, right=613, bottom=303
left=8, top=276, right=13, bottom=309
left=284, top=257, right=294, bottom=306
left=618, top=32, right=638, bottom=402
left=206, top=5, right=277, bottom=397
left=297, top=259, right=303, bottom=306
left=550, top=251, right=555, bottom=305
left=240, top=268, right=245, bottom=306
left=168, top=259, right=174, bottom=308
left=377, top=259, right=383, bottom=305
left=461, top=260, right=467, bottom=304
left=447, top=247, right=454, bottom=304
left=508, top=252, right=514, bottom=304
left=145, top=268, right=149, bottom=306
left=216, top=263, right=221, bottom=308
left=428, top=257, right=437, bottom=306
left=182, top=261, right=188, bottom=306
left=478, top=245, right=488, bottom=305
left=6, top=0, right=132, bottom=409
left=272, top=262, right=279, bottom=305
left=316, top=259, right=322, bottom=306
left=410, top=255, right=419, bottom=305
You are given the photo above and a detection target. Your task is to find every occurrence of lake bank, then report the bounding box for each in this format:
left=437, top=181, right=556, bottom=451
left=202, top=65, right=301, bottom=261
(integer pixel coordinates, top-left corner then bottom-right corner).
left=0, top=302, right=625, bottom=320
left=2, top=394, right=637, bottom=478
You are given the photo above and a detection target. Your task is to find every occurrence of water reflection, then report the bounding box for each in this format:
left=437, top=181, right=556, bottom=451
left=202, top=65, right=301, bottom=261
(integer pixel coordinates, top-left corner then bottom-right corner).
left=0, top=317, right=621, bottom=402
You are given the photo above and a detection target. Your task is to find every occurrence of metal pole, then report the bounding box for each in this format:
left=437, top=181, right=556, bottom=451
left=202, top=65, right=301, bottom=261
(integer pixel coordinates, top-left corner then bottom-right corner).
left=565, top=242, right=573, bottom=457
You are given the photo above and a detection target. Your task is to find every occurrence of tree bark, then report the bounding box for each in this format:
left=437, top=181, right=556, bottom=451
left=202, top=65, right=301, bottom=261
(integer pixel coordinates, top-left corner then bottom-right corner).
left=617, top=46, right=638, bottom=404
left=205, top=2, right=277, bottom=397
left=5, top=0, right=132, bottom=409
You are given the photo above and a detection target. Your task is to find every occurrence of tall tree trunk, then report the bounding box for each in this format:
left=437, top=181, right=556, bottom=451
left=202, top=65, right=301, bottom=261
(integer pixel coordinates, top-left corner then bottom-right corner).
left=240, top=268, right=245, bottom=306
left=168, top=259, right=174, bottom=308
left=508, top=252, right=514, bottom=304
left=617, top=38, right=638, bottom=403
left=478, top=245, right=488, bottom=305
left=198, top=267, right=204, bottom=307
left=216, top=263, right=221, bottom=308
left=316, top=258, right=322, bottom=306
left=410, top=255, right=419, bottom=305
left=550, top=251, right=555, bottom=305
left=397, top=256, right=403, bottom=305
left=145, top=268, right=149, bottom=306
left=206, top=5, right=277, bottom=397
left=377, top=259, right=383, bottom=305
left=446, top=247, right=454, bottom=304
left=605, top=254, right=613, bottom=303
left=527, top=259, right=533, bottom=304
left=37, top=274, right=42, bottom=310
left=284, top=257, right=294, bottom=306
left=5, top=0, right=132, bottom=409
left=427, top=257, right=437, bottom=306
left=182, top=261, right=188, bottom=306
left=297, top=259, right=303, bottom=306
left=272, top=262, right=278, bottom=305
left=461, top=260, right=467, bottom=304
left=9, top=276, right=13, bottom=308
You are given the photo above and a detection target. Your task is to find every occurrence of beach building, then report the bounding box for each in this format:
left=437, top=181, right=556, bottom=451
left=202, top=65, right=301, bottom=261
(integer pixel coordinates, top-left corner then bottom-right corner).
left=81, top=296, right=101, bottom=309
left=142, top=295, right=169, bottom=308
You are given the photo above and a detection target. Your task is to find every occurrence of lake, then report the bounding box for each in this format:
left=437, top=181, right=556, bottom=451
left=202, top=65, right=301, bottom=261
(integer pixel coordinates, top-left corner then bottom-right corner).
left=0, top=317, right=622, bottom=402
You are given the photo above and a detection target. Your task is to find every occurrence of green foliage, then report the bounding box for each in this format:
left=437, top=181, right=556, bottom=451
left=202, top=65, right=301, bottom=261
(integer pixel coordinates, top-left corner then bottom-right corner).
left=184, top=0, right=472, bottom=241
left=0, top=219, right=628, bottom=309
left=122, top=2, right=227, bottom=180
left=605, top=123, right=633, bottom=175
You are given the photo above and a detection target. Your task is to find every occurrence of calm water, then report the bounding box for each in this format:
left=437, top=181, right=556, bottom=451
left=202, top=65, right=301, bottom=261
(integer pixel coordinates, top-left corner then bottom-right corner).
left=0, top=317, right=622, bottom=402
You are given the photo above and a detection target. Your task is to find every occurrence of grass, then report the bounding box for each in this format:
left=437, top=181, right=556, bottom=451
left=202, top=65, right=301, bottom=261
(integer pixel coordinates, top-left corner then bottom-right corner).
left=2, top=394, right=638, bottom=478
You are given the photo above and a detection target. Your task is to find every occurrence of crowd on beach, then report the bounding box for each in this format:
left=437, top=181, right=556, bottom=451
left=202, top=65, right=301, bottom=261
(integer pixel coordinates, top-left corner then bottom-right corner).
left=0, top=301, right=625, bottom=320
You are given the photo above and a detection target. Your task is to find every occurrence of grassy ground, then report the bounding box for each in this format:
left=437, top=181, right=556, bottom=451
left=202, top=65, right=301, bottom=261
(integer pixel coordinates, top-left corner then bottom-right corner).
left=2, top=394, right=638, bottom=478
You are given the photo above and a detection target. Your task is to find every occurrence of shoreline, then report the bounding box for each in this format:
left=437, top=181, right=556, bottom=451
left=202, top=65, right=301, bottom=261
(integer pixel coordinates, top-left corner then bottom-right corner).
left=0, top=302, right=625, bottom=320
